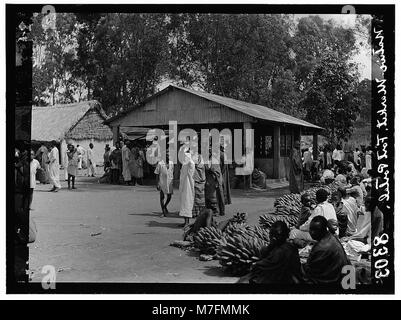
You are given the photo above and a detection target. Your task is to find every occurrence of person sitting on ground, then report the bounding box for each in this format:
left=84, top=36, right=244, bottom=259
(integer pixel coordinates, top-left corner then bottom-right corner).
left=347, top=176, right=364, bottom=208
left=349, top=194, right=384, bottom=244
left=183, top=208, right=218, bottom=241
left=296, top=194, right=314, bottom=229
left=247, top=221, right=301, bottom=284
left=251, top=167, right=266, bottom=189
left=339, top=187, right=362, bottom=237
left=302, top=216, right=350, bottom=284
left=320, top=168, right=335, bottom=184
left=335, top=167, right=348, bottom=186
left=290, top=188, right=338, bottom=242
left=330, top=190, right=348, bottom=238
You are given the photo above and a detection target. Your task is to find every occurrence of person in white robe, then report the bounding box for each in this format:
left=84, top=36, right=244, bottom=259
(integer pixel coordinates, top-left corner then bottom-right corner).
left=121, top=140, right=132, bottom=184
left=87, top=143, right=96, bottom=177
left=179, top=150, right=195, bottom=227
left=48, top=141, right=61, bottom=191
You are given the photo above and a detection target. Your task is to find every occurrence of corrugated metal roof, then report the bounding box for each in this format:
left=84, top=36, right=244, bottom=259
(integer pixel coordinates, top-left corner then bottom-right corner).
left=169, top=85, right=322, bottom=130
left=31, top=100, right=111, bottom=141
left=106, top=85, right=322, bottom=130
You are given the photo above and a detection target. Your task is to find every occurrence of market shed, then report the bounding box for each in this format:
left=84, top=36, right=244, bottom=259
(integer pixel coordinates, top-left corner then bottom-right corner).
left=105, top=85, right=322, bottom=180
left=31, top=100, right=113, bottom=166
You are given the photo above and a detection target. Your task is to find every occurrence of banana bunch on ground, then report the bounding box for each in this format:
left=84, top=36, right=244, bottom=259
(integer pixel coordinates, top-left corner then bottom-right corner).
left=273, top=193, right=302, bottom=216
left=272, top=181, right=342, bottom=216
left=216, top=231, right=269, bottom=276
left=193, top=226, right=225, bottom=255
left=230, top=212, right=248, bottom=224
left=223, top=222, right=251, bottom=238
left=259, top=212, right=299, bottom=229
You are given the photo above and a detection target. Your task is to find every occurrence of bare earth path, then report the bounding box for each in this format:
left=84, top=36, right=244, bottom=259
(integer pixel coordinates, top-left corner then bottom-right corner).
left=29, top=174, right=284, bottom=283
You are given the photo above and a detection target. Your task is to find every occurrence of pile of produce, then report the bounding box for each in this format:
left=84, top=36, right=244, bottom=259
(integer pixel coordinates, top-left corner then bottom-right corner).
left=193, top=226, right=225, bottom=255
left=272, top=181, right=342, bottom=216
left=193, top=212, right=249, bottom=254
left=259, top=212, right=299, bottom=229
left=216, top=226, right=270, bottom=276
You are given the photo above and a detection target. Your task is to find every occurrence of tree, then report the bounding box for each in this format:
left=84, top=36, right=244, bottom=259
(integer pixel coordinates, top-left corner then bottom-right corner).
left=82, top=13, right=170, bottom=113
left=31, top=12, right=80, bottom=105
left=167, top=13, right=302, bottom=113
left=301, top=51, right=361, bottom=143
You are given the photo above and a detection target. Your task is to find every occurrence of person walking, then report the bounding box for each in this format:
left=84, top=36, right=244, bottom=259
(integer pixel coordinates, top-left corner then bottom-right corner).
left=67, top=144, right=79, bottom=189
left=155, top=152, right=174, bottom=216
left=87, top=143, right=96, bottom=177
left=48, top=140, right=61, bottom=192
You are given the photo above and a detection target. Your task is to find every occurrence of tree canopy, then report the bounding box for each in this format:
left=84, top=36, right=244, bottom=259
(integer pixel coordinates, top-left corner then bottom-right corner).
left=30, top=13, right=371, bottom=143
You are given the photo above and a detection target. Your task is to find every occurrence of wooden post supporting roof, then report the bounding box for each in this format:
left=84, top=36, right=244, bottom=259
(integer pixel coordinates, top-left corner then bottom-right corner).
left=273, top=125, right=280, bottom=179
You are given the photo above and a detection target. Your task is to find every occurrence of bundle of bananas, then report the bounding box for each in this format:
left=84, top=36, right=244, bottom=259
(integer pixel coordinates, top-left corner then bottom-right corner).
left=273, top=193, right=302, bottom=216
left=216, top=231, right=268, bottom=276
left=252, top=225, right=271, bottom=243
left=259, top=212, right=299, bottom=229
left=223, top=222, right=251, bottom=238
left=193, top=226, right=225, bottom=255
left=272, top=181, right=342, bottom=216
left=230, top=212, right=248, bottom=224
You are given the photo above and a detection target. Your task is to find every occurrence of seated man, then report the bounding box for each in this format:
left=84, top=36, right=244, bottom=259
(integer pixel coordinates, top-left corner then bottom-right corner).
left=350, top=194, right=384, bottom=244
left=247, top=221, right=301, bottom=284
left=290, top=189, right=338, bottom=242
left=302, top=216, right=351, bottom=284
left=331, top=190, right=348, bottom=238
left=347, top=176, right=364, bottom=207
left=338, top=187, right=361, bottom=237
left=296, top=194, right=314, bottom=229
left=320, top=169, right=335, bottom=184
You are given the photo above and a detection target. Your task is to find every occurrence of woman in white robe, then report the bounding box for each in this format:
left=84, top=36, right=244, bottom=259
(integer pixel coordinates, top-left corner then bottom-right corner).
left=179, top=151, right=195, bottom=226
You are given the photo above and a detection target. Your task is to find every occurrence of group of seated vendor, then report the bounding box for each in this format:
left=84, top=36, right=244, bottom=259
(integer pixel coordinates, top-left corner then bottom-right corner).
left=243, top=184, right=384, bottom=285
left=245, top=217, right=350, bottom=284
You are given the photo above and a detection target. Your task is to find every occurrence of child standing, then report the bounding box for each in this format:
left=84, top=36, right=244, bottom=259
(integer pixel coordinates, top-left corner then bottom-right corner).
left=67, top=144, right=79, bottom=189
left=154, top=152, right=174, bottom=217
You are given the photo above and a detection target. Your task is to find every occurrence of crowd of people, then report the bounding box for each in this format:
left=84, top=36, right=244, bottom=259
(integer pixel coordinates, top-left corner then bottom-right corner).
left=299, top=143, right=374, bottom=184
left=155, top=138, right=232, bottom=227
left=242, top=141, right=383, bottom=285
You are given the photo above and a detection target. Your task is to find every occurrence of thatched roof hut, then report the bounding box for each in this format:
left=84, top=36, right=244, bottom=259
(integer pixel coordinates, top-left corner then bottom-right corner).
left=31, top=100, right=113, bottom=166
left=32, top=100, right=112, bottom=142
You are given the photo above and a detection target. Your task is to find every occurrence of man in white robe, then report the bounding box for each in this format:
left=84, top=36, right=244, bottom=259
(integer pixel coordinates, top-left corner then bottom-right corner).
left=179, top=151, right=195, bottom=227
left=87, top=143, right=96, bottom=177
left=48, top=141, right=61, bottom=192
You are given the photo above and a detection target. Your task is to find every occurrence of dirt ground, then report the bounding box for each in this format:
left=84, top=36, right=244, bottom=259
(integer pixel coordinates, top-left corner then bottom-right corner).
left=29, top=171, right=285, bottom=283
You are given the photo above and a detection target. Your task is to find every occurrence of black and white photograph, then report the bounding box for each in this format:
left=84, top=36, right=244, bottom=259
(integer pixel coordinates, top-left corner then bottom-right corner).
left=6, top=2, right=395, bottom=298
